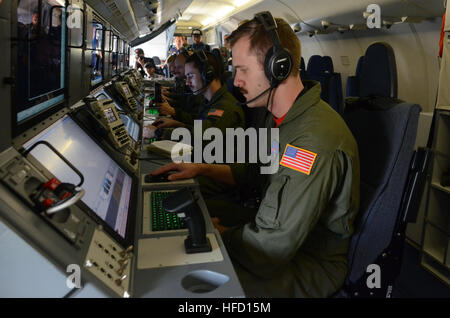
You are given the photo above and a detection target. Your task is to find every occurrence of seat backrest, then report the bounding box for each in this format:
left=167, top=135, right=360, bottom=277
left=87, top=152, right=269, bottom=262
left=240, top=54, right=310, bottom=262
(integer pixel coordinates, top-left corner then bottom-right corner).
left=343, top=102, right=420, bottom=285
left=328, top=72, right=344, bottom=114
left=322, top=56, right=344, bottom=114
left=322, top=56, right=334, bottom=74
left=359, top=43, right=398, bottom=98
left=346, top=56, right=364, bottom=98
left=300, top=57, right=306, bottom=72
left=306, top=55, right=323, bottom=76
left=355, top=55, right=364, bottom=78
left=300, top=57, right=307, bottom=81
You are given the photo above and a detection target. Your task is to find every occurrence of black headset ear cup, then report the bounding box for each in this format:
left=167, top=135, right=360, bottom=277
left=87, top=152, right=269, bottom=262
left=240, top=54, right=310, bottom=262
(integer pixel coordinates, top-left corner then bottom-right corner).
left=196, top=50, right=216, bottom=86
left=265, top=46, right=293, bottom=86
left=255, top=11, right=293, bottom=87
left=203, top=63, right=215, bottom=86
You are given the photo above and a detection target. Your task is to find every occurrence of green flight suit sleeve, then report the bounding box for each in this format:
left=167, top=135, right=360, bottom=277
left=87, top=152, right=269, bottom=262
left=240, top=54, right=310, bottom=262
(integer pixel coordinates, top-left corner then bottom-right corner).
left=221, top=148, right=356, bottom=279
left=173, top=107, right=194, bottom=125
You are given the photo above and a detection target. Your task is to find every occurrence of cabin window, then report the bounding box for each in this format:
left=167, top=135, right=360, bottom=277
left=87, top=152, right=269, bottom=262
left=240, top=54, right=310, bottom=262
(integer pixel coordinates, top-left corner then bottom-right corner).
left=15, top=0, right=66, bottom=124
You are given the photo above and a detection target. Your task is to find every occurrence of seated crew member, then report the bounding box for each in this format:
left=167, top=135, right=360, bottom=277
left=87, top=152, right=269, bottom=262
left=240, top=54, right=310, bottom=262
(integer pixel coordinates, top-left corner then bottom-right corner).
left=150, top=14, right=360, bottom=298
left=191, top=29, right=210, bottom=52
left=147, top=50, right=245, bottom=142
left=158, top=51, right=202, bottom=122
left=145, top=62, right=163, bottom=79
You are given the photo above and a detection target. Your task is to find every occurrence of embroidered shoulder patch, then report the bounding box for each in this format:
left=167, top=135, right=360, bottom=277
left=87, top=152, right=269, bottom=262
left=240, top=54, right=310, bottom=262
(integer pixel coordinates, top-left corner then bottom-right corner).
left=280, top=144, right=317, bottom=175
left=208, top=109, right=224, bottom=117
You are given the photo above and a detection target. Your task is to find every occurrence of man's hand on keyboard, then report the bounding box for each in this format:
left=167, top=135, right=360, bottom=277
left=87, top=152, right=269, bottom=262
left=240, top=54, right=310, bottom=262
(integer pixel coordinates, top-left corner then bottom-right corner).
left=151, top=162, right=202, bottom=181
left=153, top=117, right=183, bottom=128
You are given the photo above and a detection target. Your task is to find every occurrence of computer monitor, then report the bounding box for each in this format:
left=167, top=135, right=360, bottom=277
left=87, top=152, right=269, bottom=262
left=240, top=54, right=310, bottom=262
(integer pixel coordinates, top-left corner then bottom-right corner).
left=14, top=0, right=66, bottom=133
left=22, top=116, right=135, bottom=244
left=93, top=90, right=140, bottom=142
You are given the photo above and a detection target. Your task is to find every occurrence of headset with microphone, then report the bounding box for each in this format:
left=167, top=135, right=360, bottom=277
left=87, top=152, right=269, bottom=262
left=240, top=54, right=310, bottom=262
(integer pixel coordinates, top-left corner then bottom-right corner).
left=236, top=11, right=293, bottom=106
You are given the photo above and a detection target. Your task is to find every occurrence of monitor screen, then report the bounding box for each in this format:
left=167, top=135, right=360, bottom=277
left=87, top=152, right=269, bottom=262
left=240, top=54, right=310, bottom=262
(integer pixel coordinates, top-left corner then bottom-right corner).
left=104, top=107, right=117, bottom=123
left=23, top=116, right=132, bottom=239
left=15, top=0, right=66, bottom=124
left=120, top=114, right=139, bottom=142
left=93, top=90, right=140, bottom=142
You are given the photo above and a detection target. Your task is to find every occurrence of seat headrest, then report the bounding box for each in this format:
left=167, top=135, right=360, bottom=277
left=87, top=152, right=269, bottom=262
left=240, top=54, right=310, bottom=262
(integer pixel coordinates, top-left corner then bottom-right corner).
left=322, top=56, right=334, bottom=74
left=359, top=42, right=398, bottom=98
left=355, top=56, right=364, bottom=77
left=307, top=55, right=323, bottom=75
left=300, top=57, right=306, bottom=71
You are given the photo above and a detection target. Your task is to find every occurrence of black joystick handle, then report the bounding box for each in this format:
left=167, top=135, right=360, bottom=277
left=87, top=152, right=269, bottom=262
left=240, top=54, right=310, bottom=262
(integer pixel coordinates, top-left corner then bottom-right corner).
left=162, top=189, right=212, bottom=254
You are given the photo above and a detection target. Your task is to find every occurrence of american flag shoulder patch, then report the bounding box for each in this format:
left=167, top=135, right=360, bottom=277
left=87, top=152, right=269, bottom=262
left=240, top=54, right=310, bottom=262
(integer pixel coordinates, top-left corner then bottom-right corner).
left=280, top=144, right=317, bottom=175
left=208, top=108, right=224, bottom=117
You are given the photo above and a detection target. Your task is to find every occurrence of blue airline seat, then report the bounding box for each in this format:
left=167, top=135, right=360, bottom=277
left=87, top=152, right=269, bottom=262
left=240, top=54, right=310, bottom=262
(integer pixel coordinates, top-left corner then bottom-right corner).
left=346, top=56, right=364, bottom=98
left=300, top=57, right=307, bottom=81
left=337, top=42, right=423, bottom=298
left=306, top=55, right=344, bottom=114
left=359, top=43, right=398, bottom=99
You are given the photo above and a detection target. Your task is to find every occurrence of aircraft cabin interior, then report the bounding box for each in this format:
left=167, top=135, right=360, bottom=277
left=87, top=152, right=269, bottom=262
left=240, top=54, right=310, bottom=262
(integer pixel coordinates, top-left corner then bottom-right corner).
left=0, top=0, right=449, bottom=299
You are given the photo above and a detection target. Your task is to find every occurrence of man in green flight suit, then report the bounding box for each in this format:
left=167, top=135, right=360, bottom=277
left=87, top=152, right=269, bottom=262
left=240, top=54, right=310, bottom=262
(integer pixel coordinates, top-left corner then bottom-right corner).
left=150, top=13, right=360, bottom=298
left=148, top=50, right=246, bottom=161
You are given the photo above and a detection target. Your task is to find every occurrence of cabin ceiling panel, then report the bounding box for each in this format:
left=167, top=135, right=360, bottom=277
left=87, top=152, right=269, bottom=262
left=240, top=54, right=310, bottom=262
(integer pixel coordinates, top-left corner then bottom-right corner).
left=229, top=0, right=445, bottom=31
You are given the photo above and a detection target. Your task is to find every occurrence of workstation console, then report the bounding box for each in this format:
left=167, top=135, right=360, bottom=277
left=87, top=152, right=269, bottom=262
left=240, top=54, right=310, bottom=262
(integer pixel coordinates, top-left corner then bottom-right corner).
left=0, top=1, right=243, bottom=296
left=1, top=105, right=243, bottom=297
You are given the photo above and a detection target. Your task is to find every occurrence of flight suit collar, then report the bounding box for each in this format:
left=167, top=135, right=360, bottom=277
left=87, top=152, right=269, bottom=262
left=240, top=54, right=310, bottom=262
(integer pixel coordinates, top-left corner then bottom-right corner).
left=206, top=84, right=227, bottom=106
left=276, top=80, right=322, bottom=128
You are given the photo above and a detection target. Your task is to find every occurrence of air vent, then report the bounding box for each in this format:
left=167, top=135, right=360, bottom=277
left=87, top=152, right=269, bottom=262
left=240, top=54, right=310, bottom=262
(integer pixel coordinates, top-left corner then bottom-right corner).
left=102, top=0, right=122, bottom=17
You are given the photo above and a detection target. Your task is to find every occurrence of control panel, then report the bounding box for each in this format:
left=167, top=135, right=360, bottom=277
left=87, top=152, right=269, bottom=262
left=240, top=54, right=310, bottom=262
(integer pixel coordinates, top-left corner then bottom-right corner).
left=90, top=99, right=131, bottom=150
left=123, top=74, right=140, bottom=94
left=84, top=227, right=133, bottom=298
left=115, top=81, right=138, bottom=112
left=0, top=148, right=93, bottom=247
left=130, top=69, right=143, bottom=90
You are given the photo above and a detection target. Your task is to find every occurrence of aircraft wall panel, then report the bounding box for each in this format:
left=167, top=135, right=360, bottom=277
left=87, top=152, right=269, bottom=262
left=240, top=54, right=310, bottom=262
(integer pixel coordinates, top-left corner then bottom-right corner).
left=0, top=15, right=11, bottom=152
left=300, top=19, right=442, bottom=112
left=68, top=48, right=85, bottom=105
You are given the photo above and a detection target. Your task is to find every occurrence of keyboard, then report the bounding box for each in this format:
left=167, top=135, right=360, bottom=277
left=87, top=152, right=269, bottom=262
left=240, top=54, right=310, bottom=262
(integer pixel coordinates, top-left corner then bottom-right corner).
left=150, top=191, right=187, bottom=232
